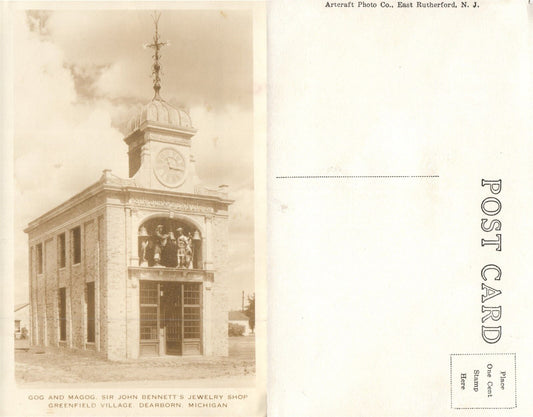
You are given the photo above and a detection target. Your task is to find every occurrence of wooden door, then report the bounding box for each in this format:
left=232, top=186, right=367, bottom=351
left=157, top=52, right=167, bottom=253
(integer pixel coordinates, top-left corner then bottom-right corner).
left=161, top=283, right=182, bottom=355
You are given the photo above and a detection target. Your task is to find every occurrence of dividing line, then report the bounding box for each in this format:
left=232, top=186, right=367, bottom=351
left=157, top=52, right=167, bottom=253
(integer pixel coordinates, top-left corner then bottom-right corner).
left=275, top=175, right=439, bottom=179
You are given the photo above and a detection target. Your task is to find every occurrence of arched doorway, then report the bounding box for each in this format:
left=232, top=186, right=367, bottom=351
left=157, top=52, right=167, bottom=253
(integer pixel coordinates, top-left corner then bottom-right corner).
left=137, top=217, right=203, bottom=269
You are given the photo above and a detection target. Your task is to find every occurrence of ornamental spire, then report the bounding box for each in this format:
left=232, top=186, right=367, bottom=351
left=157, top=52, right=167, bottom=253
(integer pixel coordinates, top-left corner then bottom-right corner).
left=145, top=12, right=168, bottom=100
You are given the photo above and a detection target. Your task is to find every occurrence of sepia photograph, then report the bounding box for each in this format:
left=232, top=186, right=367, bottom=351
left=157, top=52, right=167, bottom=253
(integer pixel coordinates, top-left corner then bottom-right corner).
left=10, top=4, right=264, bottom=402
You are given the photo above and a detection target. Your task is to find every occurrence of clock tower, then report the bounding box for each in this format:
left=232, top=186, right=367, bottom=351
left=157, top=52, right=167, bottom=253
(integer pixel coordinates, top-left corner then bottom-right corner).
left=124, top=98, right=198, bottom=193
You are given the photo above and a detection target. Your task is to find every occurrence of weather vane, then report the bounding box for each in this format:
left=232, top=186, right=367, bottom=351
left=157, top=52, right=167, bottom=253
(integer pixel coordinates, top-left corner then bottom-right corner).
left=145, top=12, right=169, bottom=100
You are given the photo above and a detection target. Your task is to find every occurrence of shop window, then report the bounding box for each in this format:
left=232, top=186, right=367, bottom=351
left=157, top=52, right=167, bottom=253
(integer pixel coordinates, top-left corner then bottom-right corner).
left=71, top=226, right=81, bottom=265
left=183, top=307, right=201, bottom=339
left=183, top=283, right=201, bottom=339
left=58, top=233, right=66, bottom=268
left=184, top=283, right=201, bottom=305
left=59, top=287, right=67, bottom=341
left=140, top=281, right=158, bottom=340
left=86, top=282, right=95, bottom=343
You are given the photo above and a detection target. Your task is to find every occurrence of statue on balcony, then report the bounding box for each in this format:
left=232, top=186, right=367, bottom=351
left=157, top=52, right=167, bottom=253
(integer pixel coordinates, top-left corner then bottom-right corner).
left=176, top=228, right=193, bottom=268
left=153, top=224, right=170, bottom=267
left=138, top=223, right=199, bottom=268
left=139, top=226, right=150, bottom=267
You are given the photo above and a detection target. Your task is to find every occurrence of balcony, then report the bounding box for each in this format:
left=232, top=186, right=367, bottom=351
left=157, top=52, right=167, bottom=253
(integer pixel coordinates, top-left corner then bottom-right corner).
left=138, top=217, right=203, bottom=269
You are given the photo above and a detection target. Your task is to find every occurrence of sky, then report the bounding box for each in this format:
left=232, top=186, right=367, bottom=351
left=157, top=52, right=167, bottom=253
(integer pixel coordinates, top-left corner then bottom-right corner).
left=13, top=8, right=255, bottom=311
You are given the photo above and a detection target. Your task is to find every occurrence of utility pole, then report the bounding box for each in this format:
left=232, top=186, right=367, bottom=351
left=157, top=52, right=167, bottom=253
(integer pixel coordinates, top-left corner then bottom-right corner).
left=242, top=290, right=244, bottom=312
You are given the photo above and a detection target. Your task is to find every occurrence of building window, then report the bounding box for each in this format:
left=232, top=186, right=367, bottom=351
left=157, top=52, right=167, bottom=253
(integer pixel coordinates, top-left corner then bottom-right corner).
left=58, top=233, right=66, bottom=268
left=86, top=282, right=95, bottom=343
left=59, top=287, right=67, bottom=341
left=140, top=281, right=158, bottom=340
left=183, top=283, right=201, bottom=339
left=36, top=243, right=43, bottom=274
left=15, top=320, right=21, bottom=333
left=71, top=226, right=81, bottom=265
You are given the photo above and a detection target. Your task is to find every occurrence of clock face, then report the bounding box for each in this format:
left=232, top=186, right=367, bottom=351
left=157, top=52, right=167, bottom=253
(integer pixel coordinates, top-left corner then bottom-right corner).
left=154, top=148, right=187, bottom=187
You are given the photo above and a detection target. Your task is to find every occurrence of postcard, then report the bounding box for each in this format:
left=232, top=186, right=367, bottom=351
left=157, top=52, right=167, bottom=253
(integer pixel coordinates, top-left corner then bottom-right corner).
left=2, top=0, right=532, bottom=416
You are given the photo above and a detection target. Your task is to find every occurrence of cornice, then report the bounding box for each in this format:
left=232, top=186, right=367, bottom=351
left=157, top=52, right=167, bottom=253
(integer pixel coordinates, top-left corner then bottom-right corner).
left=25, top=176, right=234, bottom=234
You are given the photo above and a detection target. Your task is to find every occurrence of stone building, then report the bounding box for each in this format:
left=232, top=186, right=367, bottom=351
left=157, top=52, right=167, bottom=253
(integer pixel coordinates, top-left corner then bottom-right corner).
left=24, top=21, right=232, bottom=360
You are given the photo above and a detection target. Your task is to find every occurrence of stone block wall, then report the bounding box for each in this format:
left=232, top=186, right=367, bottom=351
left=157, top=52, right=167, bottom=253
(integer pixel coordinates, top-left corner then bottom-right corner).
left=70, top=263, right=84, bottom=348
left=212, top=215, right=230, bottom=273
left=44, top=238, right=57, bottom=346
left=210, top=215, right=230, bottom=356
left=105, top=205, right=128, bottom=360
left=202, top=283, right=213, bottom=355
left=126, top=274, right=140, bottom=359
left=210, top=281, right=229, bottom=356
left=27, top=195, right=106, bottom=354
left=97, top=216, right=107, bottom=354
left=35, top=251, right=46, bottom=346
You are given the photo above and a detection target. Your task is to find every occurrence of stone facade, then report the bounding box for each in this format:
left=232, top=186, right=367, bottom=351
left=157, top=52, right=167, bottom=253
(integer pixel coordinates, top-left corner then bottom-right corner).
left=26, top=95, right=233, bottom=361
left=27, top=189, right=106, bottom=351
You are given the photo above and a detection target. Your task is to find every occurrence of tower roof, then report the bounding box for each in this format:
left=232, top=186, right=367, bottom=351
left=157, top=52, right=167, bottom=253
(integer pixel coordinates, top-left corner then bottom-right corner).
left=127, top=98, right=193, bottom=133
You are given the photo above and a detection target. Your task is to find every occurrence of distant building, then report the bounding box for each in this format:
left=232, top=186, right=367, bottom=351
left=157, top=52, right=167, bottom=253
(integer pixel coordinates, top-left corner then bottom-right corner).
left=24, top=20, right=233, bottom=360
left=14, top=302, right=30, bottom=339
left=228, top=311, right=252, bottom=335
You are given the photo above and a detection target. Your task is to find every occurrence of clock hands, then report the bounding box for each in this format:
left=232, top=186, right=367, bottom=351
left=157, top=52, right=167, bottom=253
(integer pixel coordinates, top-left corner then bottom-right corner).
left=166, top=157, right=184, bottom=172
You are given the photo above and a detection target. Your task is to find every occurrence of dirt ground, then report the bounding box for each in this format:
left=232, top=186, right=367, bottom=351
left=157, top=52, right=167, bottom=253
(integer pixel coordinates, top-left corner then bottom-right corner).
left=15, top=336, right=255, bottom=385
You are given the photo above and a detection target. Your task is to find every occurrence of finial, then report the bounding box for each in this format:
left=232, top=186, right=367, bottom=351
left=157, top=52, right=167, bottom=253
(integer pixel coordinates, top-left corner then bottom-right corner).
left=145, top=12, right=169, bottom=100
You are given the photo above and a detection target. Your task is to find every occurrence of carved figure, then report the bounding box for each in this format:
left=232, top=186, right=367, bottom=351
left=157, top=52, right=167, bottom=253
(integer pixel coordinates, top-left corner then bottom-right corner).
left=139, top=223, right=199, bottom=268
left=140, top=239, right=150, bottom=266
left=138, top=226, right=150, bottom=267
left=176, top=228, right=190, bottom=268
left=153, top=224, right=170, bottom=267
